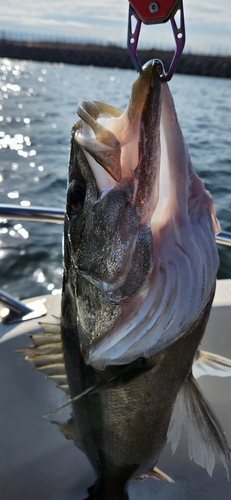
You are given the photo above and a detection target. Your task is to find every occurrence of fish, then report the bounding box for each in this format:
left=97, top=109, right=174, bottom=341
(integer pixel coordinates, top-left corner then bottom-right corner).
left=20, top=60, right=231, bottom=499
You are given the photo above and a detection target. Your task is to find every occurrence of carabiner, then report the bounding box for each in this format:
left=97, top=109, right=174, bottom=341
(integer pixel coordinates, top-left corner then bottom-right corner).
left=127, top=0, right=185, bottom=81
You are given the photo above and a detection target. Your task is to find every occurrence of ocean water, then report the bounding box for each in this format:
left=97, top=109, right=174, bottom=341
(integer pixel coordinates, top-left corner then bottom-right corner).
left=0, top=58, right=230, bottom=300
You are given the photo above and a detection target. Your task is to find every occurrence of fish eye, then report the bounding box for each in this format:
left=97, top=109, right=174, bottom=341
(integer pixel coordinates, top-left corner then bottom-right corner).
left=67, top=179, right=86, bottom=214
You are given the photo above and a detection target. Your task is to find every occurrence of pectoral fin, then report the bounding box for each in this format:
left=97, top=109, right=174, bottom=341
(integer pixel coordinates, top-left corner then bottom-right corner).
left=167, top=375, right=230, bottom=478
left=193, top=350, right=231, bottom=379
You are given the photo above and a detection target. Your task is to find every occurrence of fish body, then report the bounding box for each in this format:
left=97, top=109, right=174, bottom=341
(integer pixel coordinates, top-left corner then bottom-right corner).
left=19, top=61, right=230, bottom=499
left=59, top=61, right=229, bottom=498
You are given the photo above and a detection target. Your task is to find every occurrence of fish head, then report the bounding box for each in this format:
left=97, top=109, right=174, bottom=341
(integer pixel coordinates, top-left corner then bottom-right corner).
left=63, top=61, right=219, bottom=370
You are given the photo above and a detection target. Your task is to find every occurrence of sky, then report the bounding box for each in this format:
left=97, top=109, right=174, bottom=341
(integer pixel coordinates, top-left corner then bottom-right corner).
left=1, top=0, right=231, bottom=55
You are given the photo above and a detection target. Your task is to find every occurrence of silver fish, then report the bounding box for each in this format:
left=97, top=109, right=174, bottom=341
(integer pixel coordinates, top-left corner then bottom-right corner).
left=22, top=61, right=231, bottom=499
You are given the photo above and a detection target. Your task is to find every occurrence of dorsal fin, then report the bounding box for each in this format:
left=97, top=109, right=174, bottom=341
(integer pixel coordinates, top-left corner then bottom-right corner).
left=17, top=319, right=69, bottom=397
left=167, top=374, right=230, bottom=478
left=16, top=322, right=86, bottom=448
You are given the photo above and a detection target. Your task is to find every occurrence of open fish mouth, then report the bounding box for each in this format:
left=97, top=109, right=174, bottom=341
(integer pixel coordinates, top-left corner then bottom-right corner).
left=72, top=60, right=220, bottom=370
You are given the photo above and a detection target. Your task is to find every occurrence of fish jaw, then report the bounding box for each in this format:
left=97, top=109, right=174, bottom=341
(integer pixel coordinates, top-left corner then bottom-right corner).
left=75, top=60, right=163, bottom=225
left=67, top=61, right=219, bottom=369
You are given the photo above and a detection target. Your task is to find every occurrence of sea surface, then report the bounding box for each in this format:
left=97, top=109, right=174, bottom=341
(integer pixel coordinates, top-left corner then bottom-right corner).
left=0, top=58, right=230, bottom=300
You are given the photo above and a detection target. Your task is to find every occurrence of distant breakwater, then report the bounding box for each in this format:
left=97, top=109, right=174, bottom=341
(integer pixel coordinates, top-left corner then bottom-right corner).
left=0, top=39, right=230, bottom=78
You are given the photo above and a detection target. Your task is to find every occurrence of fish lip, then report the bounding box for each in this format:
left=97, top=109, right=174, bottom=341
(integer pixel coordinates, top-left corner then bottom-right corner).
left=142, top=59, right=165, bottom=81
left=128, top=60, right=162, bottom=225
left=127, top=59, right=162, bottom=123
